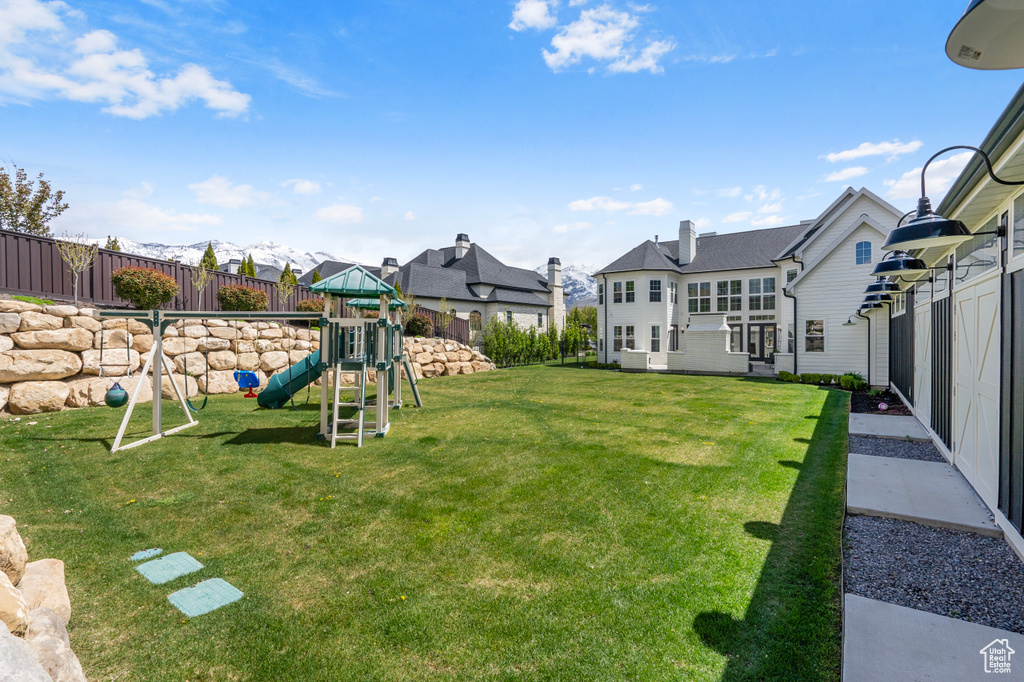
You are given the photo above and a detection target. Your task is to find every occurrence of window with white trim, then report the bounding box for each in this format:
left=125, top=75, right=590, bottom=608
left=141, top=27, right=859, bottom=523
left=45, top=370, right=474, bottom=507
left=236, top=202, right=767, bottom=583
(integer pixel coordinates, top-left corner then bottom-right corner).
left=892, top=293, right=906, bottom=316
left=855, top=241, right=872, bottom=265
left=625, top=281, right=635, bottom=303
left=537, top=313, right=543, bottom=327
left=625, top=325, right=635, bottom=349
left=613, top=326, right=622, bottom=351
left=716, top=280, right=741, bottom=312
left=650, top=326, right=660, bottom=352
left=598, top=283, right=604, bottom=305
left=649, top=279, right=662, bottom=303
left=786, top=269, right=797, bottom=283
left=613, top=282, right=622, bottom=303
left=805, top=320, right=824, bottom=352
left=688, top=281, right=711, bottom=313
left=668, top=281, right=678, bottom=304
left=748, top=277, right=775, bottom=311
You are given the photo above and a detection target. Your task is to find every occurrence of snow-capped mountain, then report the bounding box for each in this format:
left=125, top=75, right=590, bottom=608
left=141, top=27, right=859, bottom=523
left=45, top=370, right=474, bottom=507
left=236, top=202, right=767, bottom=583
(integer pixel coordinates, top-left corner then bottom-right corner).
left=96, top=238, right=364, bottom=274
left=535, top=263, right=599, bottom=308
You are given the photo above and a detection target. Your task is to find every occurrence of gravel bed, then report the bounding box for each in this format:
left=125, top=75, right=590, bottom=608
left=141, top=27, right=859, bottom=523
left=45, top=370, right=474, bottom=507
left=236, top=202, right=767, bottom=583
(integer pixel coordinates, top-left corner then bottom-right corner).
left=848, top=435, right=946, bottom=462
left=844, top=515, right=1024, bottom=633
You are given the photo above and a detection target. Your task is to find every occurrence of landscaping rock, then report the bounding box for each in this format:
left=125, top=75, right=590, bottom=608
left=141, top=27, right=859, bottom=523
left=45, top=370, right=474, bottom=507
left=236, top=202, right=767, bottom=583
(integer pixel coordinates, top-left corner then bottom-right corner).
left=173, top=352, right=207, bottom=375
left=67, top=316, right=101, bottom=333
left=0, top=620, right=51, bottom=682
left=0, top=301, right=41, bottom=313
left=18, top=313, right=63, bottom=332
left=206, top=319, right=228, bottom=328
left=79, top=349, right=140, bottom=376
left=41, top=306, right=77, bottom=318
left=207, top=351, right=237, bottom=371
left=0, top=314, right=21, bottom=334
left=24, top=608, right=86, bottom=682
left=182, top=325, right=209, bottom=338
left=0, top=517, right=27, bottom=586
left=288, top=350, right=309, bottom=364
left=196, top=337, right=230, bottom=352
left=254, top=339, right=274, bottom=353
left=236, top=353, right=259, bottom=371
left=162, top=375, right=199, bottom=399
left=208, top=327, right=238, bottom=340
left=8, top=382, right=71, bottom=414
left=17, top=560, right=71, bottom=626
left=197, top=370, right=238, bottom=395
left=126, top=320, right=151, bottom=336
left=274, top=338, right=295, bottom=352
left=240, top=327, right=258, bottom=340
left=0, top=385, right=8, bottom=412
left=260, top=351, right=289, bottom=372
left=294, top=340, right=310, bottom=351
left=101, top=319, right=127, bottom=330
left=296, top=329, right=311, bottom=341
left=63, top=377, right=110, bottom=408
left=163, top=326, right=179, bottom=337
left=93, top=328, right=132, bottom=350
left=11, top=329, right=93, bottom=352
left=231, top=340, right=255, bottom=354
left=0, top=337, right=11, bottom=353
left=0, top=572, right=28, bottom=636
left=161, top=337, right=198, bottom=356
left=259, top=328, right=283, bottom=339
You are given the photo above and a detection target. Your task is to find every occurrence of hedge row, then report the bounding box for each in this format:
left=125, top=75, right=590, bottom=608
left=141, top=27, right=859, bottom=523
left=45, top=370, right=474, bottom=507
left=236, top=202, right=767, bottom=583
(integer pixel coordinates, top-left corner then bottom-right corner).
left=777, top=371, right=869, bottom=391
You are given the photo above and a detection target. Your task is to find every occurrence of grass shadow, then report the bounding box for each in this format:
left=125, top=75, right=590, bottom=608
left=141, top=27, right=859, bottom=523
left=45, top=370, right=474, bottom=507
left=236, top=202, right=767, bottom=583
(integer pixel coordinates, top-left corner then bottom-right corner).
left=223, top=427, right=323, bottom=446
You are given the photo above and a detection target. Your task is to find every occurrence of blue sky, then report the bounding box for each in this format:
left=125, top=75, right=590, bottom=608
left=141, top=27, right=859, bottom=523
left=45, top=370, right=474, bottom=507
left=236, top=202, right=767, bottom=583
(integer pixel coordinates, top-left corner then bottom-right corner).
left=2, top=0, right=1023, bottom=269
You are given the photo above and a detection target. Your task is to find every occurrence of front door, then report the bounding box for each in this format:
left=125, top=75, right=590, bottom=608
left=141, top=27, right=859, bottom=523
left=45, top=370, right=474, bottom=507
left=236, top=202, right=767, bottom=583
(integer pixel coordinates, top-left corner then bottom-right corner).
left=747, top=324, right=775, bottom=361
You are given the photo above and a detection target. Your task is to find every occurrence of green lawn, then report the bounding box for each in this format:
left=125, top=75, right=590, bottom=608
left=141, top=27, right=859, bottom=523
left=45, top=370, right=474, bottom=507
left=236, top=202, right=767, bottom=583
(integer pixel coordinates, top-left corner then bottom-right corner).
left=0, top=366, right=848, bottom=681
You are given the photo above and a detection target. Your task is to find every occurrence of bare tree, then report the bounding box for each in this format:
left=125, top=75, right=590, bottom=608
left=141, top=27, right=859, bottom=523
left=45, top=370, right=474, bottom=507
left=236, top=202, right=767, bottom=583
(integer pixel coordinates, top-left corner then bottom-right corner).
left=276, top=278, right=296, bottom=310
left=436, top=297, right=456, bottom=339
left=188, top=259, right=215, bottom=312
left=55, top=233, right=97, bottom=306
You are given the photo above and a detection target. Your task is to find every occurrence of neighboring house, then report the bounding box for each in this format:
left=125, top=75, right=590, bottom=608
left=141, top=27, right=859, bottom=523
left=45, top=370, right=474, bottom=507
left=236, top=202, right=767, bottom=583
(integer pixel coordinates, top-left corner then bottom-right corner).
left=594, top=186, right=902, bottom=384
left=885, top=81, right=1024, bottom=553
left=378, top=234, right=565, bottom=333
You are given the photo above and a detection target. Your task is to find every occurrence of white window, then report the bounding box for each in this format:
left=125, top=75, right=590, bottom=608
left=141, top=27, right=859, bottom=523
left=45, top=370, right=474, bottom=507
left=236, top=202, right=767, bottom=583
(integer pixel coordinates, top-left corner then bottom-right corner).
left=598, top=283, right=604, bottom=305
left=613, top=282, right=622, bottom=304
left=749, top=277, right=775, bottom=311
left=649, top=280, right=662, bottom=303
left=728, top=324, right=742, bottom=352
left=650, top=326, right=660, bottom=352
left=892, top=293, right=906, bottom=316
left=855, top=241, right=872, bottom=265
left=805, top=320, right=824, bottom=352
left=786, top=269, right=797, bottom=283
left=668, top=281, right=678, bottom=304
left=625, top=325, right=635, bottom=349
left=505, top=311, right=513, bottom=324
left=955, top=214, right=1000, bottom=284
left=687, top=281, right=711, bottom=313
left=613, top=326, right=622, bottom=351
left=625, top=281, right=635, bottom=303
left=537, top=313, right=543, bottom=327
left=717, top=280, right=741, bottom=311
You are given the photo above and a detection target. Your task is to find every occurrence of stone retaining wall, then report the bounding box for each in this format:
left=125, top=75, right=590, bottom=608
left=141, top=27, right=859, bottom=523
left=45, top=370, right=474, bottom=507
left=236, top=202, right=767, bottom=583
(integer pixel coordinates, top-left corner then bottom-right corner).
left=0, top=301, right=494, bottom=415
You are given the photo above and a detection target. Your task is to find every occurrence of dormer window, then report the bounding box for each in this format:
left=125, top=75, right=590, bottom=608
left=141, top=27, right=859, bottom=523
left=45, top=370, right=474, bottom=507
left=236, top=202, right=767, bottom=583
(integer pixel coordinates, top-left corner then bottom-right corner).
left=855, top=241, right=871, bottom=265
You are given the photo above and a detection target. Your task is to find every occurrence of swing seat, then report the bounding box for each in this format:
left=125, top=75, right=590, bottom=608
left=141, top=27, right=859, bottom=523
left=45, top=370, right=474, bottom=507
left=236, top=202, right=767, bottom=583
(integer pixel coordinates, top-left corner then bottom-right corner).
left=234, top=371, right=260, bottom=398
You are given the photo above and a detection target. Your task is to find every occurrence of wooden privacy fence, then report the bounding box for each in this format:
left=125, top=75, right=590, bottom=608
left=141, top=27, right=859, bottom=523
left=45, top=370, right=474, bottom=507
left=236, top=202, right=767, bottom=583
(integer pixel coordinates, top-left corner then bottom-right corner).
left=411, top=306, right=471, bottom=345
left=0, top=228, right=333, bottom=313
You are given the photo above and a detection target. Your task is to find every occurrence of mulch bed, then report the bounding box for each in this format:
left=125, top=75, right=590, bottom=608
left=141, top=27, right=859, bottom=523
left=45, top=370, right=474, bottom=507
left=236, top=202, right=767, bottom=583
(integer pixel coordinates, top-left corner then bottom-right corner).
left=850, top=389, right=912, bottom=416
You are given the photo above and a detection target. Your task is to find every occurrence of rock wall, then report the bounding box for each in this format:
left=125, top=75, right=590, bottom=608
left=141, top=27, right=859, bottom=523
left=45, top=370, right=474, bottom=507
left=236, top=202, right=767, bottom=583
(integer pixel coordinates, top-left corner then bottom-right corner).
left=0, top=301, right=494, bottom=415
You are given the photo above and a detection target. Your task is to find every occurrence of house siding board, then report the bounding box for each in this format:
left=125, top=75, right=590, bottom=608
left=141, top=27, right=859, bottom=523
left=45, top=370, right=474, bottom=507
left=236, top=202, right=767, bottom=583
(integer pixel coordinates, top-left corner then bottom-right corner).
left=890, top=290, right=915, bottom=402
left=800, top=195, right=895, bottom=265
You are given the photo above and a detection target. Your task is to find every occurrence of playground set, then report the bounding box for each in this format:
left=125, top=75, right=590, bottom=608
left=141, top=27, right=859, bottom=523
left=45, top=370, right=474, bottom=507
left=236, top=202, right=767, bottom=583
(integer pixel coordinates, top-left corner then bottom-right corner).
left=92, top=266, right=421, bottom=453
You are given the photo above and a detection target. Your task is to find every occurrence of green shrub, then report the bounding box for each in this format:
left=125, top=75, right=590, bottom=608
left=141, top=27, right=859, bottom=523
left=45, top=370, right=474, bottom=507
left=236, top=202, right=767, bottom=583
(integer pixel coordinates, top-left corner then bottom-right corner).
left=12, top=295, right=53, bottom=305
left=778, top=371, right=795, bottom=382
left=799, top=373, right=820, bottom=385
left=839, top=372, right=869, bottom=391
left=217, top=284, right=268, bottom=311
left=404, top=312, right=432, bottom=337
left=111, top=267, right=179, bottom=309
left=296, top=297, right=325, bottom=313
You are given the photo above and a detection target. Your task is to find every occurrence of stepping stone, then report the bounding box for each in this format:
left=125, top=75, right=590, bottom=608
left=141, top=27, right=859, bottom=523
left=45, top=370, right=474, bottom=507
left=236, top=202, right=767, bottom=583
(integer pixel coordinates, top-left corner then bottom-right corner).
left=168, top=579, right=243, bottom=617
left=844, top=595, right=1024, bottom=680
left=130, top=548, right=163, bottom=561
left=847, top=454, right=1001, bottom=536
left=848, top=413, right=930, bottom=440
left=135, top=552, right=203, bottom=585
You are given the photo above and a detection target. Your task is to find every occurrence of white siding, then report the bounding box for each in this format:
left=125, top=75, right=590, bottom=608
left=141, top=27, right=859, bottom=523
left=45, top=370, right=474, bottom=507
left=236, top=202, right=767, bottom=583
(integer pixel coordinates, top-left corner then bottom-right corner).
left=801, top=194, right=895, bottom=266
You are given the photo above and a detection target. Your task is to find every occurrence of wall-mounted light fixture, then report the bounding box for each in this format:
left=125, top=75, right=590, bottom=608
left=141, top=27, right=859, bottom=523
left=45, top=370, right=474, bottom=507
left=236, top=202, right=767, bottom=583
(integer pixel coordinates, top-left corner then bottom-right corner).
left=864, top=293, right=894, bottom=304
left=871, top=251, right=933, bottom=277
left=946, top=0, right=1024, bottom=70
left=865, top=277, right=903, bottom=294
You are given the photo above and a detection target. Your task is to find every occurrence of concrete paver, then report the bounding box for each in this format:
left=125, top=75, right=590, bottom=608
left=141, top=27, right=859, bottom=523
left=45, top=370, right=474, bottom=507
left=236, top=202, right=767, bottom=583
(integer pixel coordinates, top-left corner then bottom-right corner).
left=849, top=413, right=931, bottom=440
left=847, top=454, right=1001, bottom=536
left=844, top=595, right=1024, bottom=681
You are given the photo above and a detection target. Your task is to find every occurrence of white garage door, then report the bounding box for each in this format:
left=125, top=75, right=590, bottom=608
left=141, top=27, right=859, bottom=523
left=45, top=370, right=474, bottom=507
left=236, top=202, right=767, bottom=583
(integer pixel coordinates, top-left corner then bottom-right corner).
left=954, top=271, right=1001, bottom=508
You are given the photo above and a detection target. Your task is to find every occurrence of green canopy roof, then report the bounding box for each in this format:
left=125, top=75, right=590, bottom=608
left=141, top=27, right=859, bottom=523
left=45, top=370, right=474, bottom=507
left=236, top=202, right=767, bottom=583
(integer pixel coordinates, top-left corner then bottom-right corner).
left=347, top=297, right=408, bottom=310
left=309, top=265, right=397, bottom=297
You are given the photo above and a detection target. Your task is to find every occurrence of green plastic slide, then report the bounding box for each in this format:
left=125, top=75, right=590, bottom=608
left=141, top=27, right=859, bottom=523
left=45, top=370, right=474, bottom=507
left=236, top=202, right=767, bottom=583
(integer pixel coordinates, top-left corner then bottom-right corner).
left=257, top=349, right=323, bottom=409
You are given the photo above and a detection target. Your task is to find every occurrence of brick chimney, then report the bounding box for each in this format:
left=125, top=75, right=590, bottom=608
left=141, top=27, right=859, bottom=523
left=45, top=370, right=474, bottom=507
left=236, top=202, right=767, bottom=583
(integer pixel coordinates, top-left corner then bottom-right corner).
left=547, top=257, right=564, bottom=330
left=380, top=257, right=398, bottom=280
left=455, top=233, right=470, bottom=259
left=678, top=220, right=697, bottom=265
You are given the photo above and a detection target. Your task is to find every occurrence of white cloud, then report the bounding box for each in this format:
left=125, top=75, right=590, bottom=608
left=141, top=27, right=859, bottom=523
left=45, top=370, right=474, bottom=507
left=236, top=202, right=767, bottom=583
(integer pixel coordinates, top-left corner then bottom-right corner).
left=751, top=214, right=782, bottom=227
left=403, top=211, right=415, bottom=221
left=824, top=166, right=869, bottom=183
left=717, top=186, right=742, bottom=198
left=748, top=186, right=781, bottom=202
left=282, top=178, right=322, bottom=195
left=510, top=0, right=558, bottom=31
left=315, top=203, right=363, bottom=224
left=568, top=195, right=672, bottom=215
left=0, top=1, right=249, bottom=118
left=757, top=202, right=783, bottom=214
left=68, top=198, right=221, bottom=233
left=122, top=181, right=154, bottom=200
left=823, top=139, right=923, bottom=163
left=693, top=218, right=711, bottom=229
left=553, top=221, right=593, bottom=233
left=189, top=175, right=268, bottom=209
left=541, top=5, right=675, bottom=74
left=884, top=151, right=972, bottom=201
left=629, top=183, right=642, bottom=191
left=723, top=211, right=752, bottom=223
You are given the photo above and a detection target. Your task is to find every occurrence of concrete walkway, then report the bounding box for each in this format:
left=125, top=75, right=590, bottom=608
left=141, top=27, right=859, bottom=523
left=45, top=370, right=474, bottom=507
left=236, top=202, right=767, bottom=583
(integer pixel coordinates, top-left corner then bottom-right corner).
left=847, top=454, right=1001, bottom=536
left=844, top=595, right=1024, bottom=680
left=849, top=413, right=931, bottom=440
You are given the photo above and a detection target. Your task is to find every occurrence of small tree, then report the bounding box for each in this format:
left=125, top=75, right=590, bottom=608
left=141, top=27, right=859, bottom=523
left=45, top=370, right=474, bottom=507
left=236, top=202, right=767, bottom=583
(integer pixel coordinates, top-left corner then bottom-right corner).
left=276, top=277, right=296, bottom=309
left=280, top=263, right=298, bottom=286
left=111, top=267, right=180, bottom=309
left=0, top=164, right=68, bottom=236
left=188, top=259, right=215, bottom=312
left=200, top=242, right=218, bottom=271
left=435, top=297, right=456, bottom=339
left=247, top=254, right=257, bottom=277
left=104, top=235, right=121, bottom=251
left=55, top=232, right=97, bottom=306
left=218, top=284, right=268, bottom=311
left=310, top=268, right=322, bottom=284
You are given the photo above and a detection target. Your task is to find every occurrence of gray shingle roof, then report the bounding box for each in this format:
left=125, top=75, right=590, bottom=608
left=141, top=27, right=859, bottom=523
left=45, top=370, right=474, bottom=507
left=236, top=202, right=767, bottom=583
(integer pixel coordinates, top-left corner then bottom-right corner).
left=594, top=223, right=810, bottom=276
left=298, top=261, right=381, bottom=287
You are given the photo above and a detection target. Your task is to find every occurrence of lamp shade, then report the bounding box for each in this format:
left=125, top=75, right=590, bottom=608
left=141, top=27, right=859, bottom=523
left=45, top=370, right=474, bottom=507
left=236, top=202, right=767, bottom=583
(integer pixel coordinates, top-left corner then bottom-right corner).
left=865, top=279, right=902, bottom=294
left=871, top=253, right=931, bottom=277
left=883, top=197, right=973, bottom=251
left=864, top=293, right=893, bottom=303
left=860, top=302, right=883, bottom=311
left=946, top=0, right=1024, bottom=70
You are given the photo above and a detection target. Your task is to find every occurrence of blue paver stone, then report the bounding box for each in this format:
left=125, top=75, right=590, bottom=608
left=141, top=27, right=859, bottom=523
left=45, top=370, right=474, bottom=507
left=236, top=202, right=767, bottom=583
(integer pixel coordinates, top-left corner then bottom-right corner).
left=135, top=552, right=203, bottom=585
left=130, top=548, right=163, bottom=561
left=168, top=579, right=244, bottom=617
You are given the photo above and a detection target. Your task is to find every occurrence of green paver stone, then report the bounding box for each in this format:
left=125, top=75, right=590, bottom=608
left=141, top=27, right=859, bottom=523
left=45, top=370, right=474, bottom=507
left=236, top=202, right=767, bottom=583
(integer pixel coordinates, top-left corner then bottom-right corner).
left=168, top=579, right=244, bottom=617
left=135, top=552, right=203, bottom=585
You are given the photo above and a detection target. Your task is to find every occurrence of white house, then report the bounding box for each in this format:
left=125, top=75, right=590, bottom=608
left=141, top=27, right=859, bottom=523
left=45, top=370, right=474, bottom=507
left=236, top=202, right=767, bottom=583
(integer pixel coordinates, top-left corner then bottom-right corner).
left=594, top=187, right=903, bottom=384
left=883, top=81, right=1024, bottom=554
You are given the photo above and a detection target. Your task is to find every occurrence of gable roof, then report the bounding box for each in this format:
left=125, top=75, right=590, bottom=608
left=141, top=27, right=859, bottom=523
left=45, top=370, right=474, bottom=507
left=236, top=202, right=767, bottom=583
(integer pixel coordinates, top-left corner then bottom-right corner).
left=299, top=260, right=380, bottom=287
left=787, top=214, right=892, bottom=289
left=310, top=265, right=396, bottom=297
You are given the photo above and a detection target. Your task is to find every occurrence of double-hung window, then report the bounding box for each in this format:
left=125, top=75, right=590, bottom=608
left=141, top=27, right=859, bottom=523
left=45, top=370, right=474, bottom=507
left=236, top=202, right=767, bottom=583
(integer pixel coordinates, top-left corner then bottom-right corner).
left=716, top=279, right=741, bottom=311
left=598, top=283, right=604, bottom=305
left=786, top=269, right=798, bottom=284
left=613, top=326, right=623, bottom=351
left=625, top=326, right=635, bottom=349
left=805, top=320, right=824, bottom=352
left=537, top=313, right=543, bottom=327
left=687, top=281, right=711, bottom=313
left=668, top=281, right=678, bottom=304
left=613, top=282, right=622, bottom=303
left=855, top=241, right=872, bottom=265
left=748, top=277, right=775, bottom=311
left=650, top=326, right=660, bottom=352
left=649, top=280, right=662, bottom=303
left=625, top=281, right=635, bottom=303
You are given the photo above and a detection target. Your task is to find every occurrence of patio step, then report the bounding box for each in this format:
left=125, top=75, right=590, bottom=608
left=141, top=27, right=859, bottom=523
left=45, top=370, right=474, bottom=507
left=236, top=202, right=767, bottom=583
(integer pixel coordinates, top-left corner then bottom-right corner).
left=848, top=413, right=931, bottom=440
